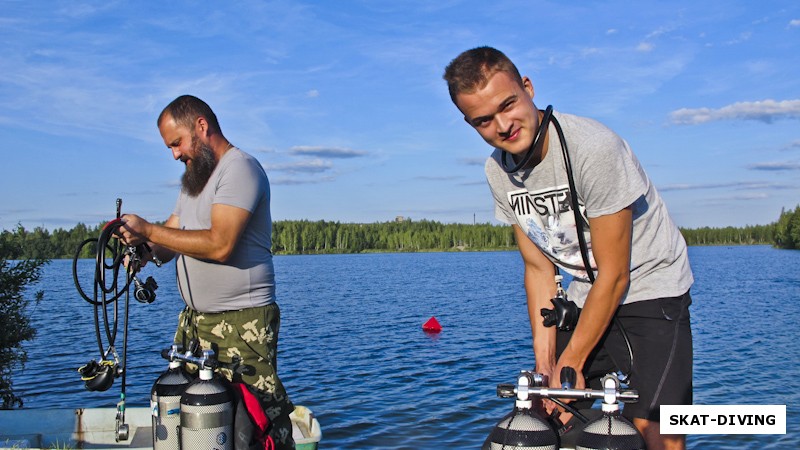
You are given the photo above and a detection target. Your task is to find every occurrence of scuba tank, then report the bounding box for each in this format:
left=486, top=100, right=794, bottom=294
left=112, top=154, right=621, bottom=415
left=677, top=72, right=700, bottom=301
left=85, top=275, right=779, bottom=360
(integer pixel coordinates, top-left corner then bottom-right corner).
left=482, top=371, right=559, bottom=450
left=486, top=368, right=644, bottom=450
left=575, top=375, right=645, bottom=450
left=179, top=348, right=234, bottom=450
left=151, top=345, right=193, bottom=450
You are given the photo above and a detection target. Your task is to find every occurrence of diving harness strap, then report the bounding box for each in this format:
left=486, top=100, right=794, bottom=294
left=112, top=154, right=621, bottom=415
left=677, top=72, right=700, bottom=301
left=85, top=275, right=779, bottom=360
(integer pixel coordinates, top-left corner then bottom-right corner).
left=500, top=106, right=635, bottom=385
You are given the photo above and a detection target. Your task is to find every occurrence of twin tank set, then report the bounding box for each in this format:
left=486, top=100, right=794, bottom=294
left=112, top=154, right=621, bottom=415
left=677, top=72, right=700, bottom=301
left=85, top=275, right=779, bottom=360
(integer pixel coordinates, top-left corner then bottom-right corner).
left=483, top=368, right=647, bottom=450
left=151, top=344, right=235, bottom=450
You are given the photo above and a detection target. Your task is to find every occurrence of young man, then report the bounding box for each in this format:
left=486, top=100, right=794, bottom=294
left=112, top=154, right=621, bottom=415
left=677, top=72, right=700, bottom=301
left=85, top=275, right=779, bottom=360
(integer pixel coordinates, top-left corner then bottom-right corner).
left=118, top=95, right=295, bottom=449
left=444, top=47, right=693, bottom=450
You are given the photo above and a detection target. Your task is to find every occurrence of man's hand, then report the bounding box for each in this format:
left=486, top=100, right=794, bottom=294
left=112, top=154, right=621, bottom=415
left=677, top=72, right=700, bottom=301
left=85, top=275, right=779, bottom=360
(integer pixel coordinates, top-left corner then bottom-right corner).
left=535, top=361, right=587, bottom=419
left=118, top=214, right=151, bottom=246
left=123, top=244, right=156, bottom=270
left=552, top=360, right=586, bottom=390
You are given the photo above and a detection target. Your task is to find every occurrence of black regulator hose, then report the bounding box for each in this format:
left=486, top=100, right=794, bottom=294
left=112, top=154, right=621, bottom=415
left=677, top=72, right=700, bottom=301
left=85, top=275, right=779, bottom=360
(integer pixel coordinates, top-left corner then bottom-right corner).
left=73, top=217, right=151, bottom=364
left=500, top=105, right=554, bottom=173
left=504, top=105, right=636, bottom=383
left=72, top=220, right=135, bottom=306
left=73, top=219, right=120, bottom=358
left=73, top=199, right=159, bottom=409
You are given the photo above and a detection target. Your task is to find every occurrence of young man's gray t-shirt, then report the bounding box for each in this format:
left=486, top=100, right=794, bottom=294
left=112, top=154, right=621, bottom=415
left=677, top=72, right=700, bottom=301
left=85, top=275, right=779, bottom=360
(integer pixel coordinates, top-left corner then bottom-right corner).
left=485, top=111, right=693, bottom=307
left=173, top=147, right=276, bottom=313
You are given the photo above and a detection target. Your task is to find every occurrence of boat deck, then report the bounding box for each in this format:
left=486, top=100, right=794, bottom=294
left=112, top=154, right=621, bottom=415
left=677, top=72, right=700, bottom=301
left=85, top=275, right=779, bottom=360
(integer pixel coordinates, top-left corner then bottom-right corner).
left=0, top=406, right=321, bottom=450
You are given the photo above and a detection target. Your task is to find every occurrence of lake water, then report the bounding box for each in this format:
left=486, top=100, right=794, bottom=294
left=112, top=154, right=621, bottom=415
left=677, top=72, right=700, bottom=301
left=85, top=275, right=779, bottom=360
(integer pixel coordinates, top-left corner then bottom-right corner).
left=10, top=245, right=800, bottom=449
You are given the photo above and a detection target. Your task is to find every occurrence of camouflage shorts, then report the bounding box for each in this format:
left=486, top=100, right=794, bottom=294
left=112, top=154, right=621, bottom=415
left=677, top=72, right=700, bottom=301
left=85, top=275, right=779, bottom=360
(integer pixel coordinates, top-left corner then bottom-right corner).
left=175, top=304, right=295, bottom=449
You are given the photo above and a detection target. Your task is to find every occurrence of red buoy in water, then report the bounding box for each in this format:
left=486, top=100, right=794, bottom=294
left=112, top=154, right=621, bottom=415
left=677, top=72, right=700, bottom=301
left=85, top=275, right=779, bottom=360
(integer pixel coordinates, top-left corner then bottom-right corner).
left=422, top=316, right=442, bottom=333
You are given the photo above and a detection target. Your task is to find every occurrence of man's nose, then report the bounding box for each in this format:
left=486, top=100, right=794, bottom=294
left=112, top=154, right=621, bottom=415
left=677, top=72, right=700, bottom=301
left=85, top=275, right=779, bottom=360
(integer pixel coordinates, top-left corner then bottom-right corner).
left=171, top=147, right=182, bottom=161
left=496, top=114, right=512, bottom=137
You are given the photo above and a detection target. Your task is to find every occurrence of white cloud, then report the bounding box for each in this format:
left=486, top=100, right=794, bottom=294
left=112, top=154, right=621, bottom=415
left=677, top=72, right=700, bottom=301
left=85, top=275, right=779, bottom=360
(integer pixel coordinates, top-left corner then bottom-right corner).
left=724, top=31, right=752, bottom=46
left=789, top=19, right=800, bottom=27
left=636, top=42, right=654, bottom=52
left=782, top=140, right=800, bottom=151
left=581, top=47, right=601, bottom=57
left=289, top=146, right=367, bottom=158
left=270, top=175, right=335, bottom=185
left=747, top=161, right=800, bottom=171
left=658, top=181, right=787, bottom=192
left=306, top=89, right=320, bottom=98
left=265, top=159, right=333, bottom=173
left=670, top=99, right=800, bottom=124
left=646, top=26, right=673, bottom=40
left=459, top=157, right=486, bottom=166
left=697, top=193, right=770, bottom=205
left=413, top=175, right=461, bottom=181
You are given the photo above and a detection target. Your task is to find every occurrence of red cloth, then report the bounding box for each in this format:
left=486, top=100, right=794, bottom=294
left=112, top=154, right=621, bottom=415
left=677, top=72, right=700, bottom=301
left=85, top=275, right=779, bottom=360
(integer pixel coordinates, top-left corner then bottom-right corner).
left=232, top=382, right=275, bottom=450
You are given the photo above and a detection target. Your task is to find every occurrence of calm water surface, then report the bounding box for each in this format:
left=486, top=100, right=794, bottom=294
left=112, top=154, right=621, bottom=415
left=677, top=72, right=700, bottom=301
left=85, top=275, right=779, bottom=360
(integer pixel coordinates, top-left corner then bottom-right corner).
left=11, top=246, right=800, bottom=449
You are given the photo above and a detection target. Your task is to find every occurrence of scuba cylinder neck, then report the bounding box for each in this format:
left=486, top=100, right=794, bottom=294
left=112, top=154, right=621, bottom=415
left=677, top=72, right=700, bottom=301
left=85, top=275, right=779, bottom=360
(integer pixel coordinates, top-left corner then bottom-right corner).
left=199, top=366, right=214, bottom=381
left=513, top=372, right=534, bottom=409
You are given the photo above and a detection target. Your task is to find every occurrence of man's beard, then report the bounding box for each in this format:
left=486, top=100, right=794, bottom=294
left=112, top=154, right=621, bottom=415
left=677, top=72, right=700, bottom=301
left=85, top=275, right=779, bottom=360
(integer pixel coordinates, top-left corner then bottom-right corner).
left=181, top=137, right=217, bottom=197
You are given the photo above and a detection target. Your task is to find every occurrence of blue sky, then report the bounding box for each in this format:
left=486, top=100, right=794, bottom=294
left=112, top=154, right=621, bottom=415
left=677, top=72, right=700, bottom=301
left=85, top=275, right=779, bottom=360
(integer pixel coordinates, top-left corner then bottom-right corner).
left=1, top=1, right=798, bottom=231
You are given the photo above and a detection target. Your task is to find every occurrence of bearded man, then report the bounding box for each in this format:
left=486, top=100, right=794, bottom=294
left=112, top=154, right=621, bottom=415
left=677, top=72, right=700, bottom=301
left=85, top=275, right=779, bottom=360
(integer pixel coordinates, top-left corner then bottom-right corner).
left=118, top=95, right=295, bottom=449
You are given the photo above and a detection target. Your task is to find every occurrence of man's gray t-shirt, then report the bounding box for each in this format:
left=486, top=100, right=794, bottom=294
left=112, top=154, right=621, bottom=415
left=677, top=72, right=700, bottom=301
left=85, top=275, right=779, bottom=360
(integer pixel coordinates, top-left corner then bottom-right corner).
left=173, top=147, right=275, bottom=313
left=485, top=111, right=693, bottom=307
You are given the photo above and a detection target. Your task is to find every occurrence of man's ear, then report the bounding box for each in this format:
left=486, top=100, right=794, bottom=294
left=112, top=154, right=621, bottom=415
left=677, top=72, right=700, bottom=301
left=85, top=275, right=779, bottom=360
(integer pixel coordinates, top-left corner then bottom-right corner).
left=195, top=116, right=208, bottom=137
left=522, top=76, right=535, bottom=100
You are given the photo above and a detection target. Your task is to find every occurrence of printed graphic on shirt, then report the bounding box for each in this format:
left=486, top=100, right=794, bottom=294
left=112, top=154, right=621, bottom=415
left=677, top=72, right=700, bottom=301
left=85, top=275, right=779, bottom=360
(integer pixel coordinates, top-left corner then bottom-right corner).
left=507, top=185, right=595, bottom=280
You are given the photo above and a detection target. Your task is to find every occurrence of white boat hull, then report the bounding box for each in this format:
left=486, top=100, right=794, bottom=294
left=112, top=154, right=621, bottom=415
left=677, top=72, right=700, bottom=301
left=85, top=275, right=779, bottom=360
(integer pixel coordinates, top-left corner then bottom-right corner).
left=0, top=405, right=321, bottom=450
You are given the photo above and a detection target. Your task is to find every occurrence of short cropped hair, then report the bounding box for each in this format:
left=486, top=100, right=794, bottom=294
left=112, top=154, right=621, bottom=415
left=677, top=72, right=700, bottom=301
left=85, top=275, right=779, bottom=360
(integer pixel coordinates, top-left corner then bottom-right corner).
left=158, top=95, right=221, bottom=133
left=443, top=46, right=524, bottom=104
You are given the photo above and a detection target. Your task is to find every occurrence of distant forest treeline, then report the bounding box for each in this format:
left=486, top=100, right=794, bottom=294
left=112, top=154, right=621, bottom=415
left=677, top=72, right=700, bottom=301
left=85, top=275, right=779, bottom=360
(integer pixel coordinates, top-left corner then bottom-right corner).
left=679, top=205, right=799, bottom=248
left=1, top=206, right=799, bottom=259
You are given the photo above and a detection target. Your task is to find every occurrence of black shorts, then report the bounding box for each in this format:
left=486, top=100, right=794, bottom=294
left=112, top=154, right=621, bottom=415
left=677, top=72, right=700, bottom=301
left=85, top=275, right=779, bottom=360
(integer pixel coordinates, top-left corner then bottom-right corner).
left=556, top=291, right=693, bottom=422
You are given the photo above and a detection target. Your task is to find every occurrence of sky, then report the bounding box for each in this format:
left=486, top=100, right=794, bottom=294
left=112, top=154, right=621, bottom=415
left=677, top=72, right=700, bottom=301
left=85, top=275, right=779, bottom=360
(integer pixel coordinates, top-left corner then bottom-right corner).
left=1, top=0, right=798, bottom=231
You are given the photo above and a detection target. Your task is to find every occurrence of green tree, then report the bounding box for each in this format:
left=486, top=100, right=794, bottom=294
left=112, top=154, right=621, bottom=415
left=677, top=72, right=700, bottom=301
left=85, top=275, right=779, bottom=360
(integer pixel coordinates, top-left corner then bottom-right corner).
left=0, top=257, right=48, bottom=409
left=774, top=206, right=799, bottom=249
left=790, top=208, right=800, bottom=249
